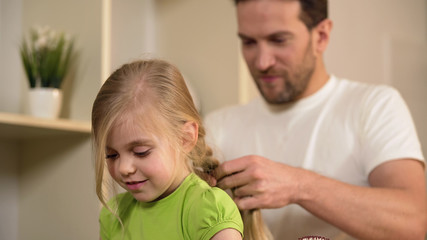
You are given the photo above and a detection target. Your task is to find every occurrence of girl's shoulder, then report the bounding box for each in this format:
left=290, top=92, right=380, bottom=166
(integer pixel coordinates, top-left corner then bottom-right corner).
left=183, top=174, right=244, bottom=239
left=184, top=174, right=232, bottom=201
left=100, top=192, right=136, bottom=220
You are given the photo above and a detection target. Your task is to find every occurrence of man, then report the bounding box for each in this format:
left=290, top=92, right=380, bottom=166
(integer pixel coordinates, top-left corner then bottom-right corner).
left=204, top=0, right=426, bottom=239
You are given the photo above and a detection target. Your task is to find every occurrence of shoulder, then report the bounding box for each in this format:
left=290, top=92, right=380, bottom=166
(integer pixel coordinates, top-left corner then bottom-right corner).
left=334, top=77, right=400, bottom=100
left=100, top=192, right=135, bottom=223
left=204, top=98, right=263, bottom=141
left=191, top=184, right=237, bottom=211
left=183, top=174, right=244, bottom=240
left=184, top=174, right=236, bottom=205
left=99, top=192, right=134, bottom=238
left=205, top=98, right=262, bottom=124
left=331, top=77, right=403, bottom=110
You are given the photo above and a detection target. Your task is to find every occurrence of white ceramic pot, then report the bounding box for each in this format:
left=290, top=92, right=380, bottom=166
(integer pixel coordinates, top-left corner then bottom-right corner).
left=28, top=88, right=63, bottom=119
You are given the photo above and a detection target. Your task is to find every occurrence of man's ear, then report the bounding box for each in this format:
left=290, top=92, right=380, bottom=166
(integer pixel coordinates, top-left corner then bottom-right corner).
left=312, top=19, right=333, bottom=55
left=182, top=121, right=198, bottom=153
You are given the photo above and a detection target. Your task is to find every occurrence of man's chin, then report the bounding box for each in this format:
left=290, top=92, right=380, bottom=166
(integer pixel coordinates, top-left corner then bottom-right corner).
left=261, top=94, right=295, bottom=105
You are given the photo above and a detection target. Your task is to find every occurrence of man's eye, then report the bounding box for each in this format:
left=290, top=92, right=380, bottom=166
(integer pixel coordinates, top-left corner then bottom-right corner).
left=241, top=39, right=256, bottom=46
left=271, top=38, right=286, bottom=44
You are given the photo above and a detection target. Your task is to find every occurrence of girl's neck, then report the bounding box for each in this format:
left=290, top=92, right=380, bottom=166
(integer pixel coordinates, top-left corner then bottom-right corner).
left=156, top=168, right=191, bottom=201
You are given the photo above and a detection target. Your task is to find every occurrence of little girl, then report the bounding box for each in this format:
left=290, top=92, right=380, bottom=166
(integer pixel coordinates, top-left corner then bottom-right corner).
left=91, top=59, right=243, bottom=240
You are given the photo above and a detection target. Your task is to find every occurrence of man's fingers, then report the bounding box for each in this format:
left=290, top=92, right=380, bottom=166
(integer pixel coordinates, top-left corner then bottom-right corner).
left=233, top=181, right=260, bottom=197
left=216, top=170, right=246, bottom=190
left=215, top=156, right=248, bottom=180
left=234, top=195, right=261, bottom=210
left=206, top=174, right=217, bottom=187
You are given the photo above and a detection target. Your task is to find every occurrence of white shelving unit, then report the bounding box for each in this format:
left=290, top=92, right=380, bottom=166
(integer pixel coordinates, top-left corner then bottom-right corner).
left=0, top=112, right=91, bottom=139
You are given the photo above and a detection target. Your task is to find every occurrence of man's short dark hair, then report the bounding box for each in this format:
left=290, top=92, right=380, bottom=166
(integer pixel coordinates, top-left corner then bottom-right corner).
left=234, top=0, right=328, bottom=30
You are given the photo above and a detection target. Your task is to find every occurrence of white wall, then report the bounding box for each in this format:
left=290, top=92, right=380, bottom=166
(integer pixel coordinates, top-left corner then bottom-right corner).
left=326, top=0, right=427, bottom=85
left=106, top=0, right=239, bottom=116
left=0, top=0, right=23, bottom=113
left=19, top=136, right=98, bottom=240
left=325, top=0, right=427, bottom=162
left=0, top=1, right=21, bottom=239
left=110, top=0, right=152, bottom=72
left=0, top=140, right=19, bottom=240
left=156, top=0, right=239, bottom=115
left=388, top=37, right=427, bottom=173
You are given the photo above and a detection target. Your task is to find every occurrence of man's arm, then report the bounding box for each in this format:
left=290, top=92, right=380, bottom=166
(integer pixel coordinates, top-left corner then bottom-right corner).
left=216, top=156, right=426, bottom=239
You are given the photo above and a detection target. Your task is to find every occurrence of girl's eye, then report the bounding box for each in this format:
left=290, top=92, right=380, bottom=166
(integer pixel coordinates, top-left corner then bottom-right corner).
left=135, top=150, right=151, bottom=158
left=106, top=153, right=118, bottom=160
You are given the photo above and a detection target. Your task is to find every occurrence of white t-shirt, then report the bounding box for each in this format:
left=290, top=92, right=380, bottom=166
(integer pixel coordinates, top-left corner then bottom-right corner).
left=204, top=75, right=424, bottom=240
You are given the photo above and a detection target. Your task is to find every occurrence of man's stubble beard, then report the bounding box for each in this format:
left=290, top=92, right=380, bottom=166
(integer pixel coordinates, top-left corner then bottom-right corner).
left=253, top=40, right=316, bottom=105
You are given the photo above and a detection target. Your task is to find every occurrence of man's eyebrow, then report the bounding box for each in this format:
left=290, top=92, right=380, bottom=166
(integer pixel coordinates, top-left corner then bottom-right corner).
left=238, top=33, right=251, bottom=39
left=268, top=31, right=294, bottom=38
left=238, top=31, right=294, bottom=40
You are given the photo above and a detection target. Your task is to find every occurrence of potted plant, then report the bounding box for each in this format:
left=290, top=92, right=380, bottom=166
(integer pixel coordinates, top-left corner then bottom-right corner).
left=20, top=25, right=75, bottom=119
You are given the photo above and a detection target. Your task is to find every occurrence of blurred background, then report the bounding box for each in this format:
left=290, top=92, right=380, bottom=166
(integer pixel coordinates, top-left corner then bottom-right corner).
left=0, top=0, right=426, bottom=239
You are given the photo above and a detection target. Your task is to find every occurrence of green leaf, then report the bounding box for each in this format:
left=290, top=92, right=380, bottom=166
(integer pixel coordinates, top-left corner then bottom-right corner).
left=19, top=26, right=76, bottom=89
left=20, top=39, right=37, bottom=88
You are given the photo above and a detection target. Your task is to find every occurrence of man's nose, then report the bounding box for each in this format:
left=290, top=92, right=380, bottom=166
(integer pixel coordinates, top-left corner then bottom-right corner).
left=255, top=44, right=276, bottom=71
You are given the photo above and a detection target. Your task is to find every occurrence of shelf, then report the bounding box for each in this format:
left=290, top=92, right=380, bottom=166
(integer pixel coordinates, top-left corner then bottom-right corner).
left=0, top=112, right=91, bottom=140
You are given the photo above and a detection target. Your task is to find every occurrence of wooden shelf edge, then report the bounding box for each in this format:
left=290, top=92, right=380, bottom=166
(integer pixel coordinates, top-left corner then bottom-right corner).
left=0, top=112, right=91, bottom=134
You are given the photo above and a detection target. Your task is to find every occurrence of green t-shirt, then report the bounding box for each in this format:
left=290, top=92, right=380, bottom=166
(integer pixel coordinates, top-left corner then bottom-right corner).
left=99, top=173, right=243, bottom=240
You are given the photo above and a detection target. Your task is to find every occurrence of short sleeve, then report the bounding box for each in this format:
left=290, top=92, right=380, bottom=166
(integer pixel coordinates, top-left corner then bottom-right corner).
left=186, top=187, right=244, bottom=240
left=360, top=86, right=425, bottom=174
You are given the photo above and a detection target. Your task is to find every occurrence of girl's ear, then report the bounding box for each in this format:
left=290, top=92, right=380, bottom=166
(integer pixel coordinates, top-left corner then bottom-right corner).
left=182, top=121, right=198, bottom=153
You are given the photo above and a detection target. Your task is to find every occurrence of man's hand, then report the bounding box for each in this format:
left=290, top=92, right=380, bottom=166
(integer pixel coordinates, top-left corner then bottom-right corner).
left=215, top=155, right=303, bottom=210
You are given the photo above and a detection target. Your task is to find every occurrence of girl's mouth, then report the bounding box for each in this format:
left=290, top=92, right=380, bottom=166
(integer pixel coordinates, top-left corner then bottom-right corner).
left=126, top=180, right=147, bottom=191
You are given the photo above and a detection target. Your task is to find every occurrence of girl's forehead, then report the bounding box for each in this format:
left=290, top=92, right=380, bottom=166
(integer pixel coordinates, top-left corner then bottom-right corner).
left=113, top=113, right=154, bottom=134
left=110, top=110, right=169, bottom=140
left=107, top=117, right=157, bottom=147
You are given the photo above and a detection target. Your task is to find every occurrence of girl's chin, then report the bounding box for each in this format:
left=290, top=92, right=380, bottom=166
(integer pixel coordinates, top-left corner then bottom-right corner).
left=132, top=191, right=163, bottom=203
left=133, top=194, right=156, bottom=202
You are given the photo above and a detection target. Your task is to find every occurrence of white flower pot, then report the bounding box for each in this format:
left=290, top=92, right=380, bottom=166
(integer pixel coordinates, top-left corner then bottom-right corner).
left=28, top=88, right=63, bottom=119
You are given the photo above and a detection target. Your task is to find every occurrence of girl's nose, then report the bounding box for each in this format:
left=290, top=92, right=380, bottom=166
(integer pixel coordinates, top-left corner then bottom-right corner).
left=119, top=158, right=136, bottom=176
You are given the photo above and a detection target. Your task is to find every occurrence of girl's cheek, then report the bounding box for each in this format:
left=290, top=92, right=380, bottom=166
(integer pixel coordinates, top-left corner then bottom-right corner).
left=107, top=161, right=117, bottom=178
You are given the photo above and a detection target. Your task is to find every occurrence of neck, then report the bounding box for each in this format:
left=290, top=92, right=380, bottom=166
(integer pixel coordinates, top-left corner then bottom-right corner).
left=264, top=59, right=329, bottom=112
left=299, top=58, right=329, bottom=100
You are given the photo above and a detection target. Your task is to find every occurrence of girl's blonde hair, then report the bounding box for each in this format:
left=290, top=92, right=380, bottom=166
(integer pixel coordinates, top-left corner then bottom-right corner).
left=91, top=59, right=270, bottom=240
left=241, top=209, right=273, bottom=240
left=92, top=59, right=217, bottom=206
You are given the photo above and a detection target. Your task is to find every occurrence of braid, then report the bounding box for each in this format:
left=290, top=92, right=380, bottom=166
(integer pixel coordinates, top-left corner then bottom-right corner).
left=189, top=121, right=219, bottom=182
left=191, top=122, right=272, bottom=240
left=241, top=209, right=273, bottom=240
